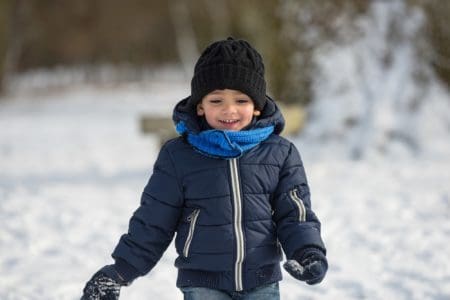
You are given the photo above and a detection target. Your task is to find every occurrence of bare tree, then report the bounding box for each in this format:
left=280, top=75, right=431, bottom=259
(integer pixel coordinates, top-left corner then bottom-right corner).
left=168, top=0, right=199, bottom=78
left=420, top=0, right=450, bottom=88
left=2, top=0, right=29, bottom=92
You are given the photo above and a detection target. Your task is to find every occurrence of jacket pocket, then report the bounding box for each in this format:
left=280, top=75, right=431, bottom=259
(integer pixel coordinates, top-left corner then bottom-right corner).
left=183, top=209, right=200, bottom=257
left=289, top=188, right=306, bottom=222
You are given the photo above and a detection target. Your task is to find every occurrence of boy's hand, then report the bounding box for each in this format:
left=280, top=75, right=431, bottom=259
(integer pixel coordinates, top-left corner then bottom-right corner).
left=283, top=247, right=328, bottom=285
left=81, top=265, right=126, bottom=300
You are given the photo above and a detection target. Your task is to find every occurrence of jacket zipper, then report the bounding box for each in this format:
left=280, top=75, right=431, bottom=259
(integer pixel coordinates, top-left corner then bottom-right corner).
left=183, top=209, right=200, bottom=257
left=229, top=158, right=244, bottom=291
left=289, top=188, right=306, bottom=222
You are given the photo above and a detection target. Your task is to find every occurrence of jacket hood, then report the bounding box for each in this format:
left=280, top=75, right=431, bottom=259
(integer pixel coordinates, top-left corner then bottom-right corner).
left=172, top=95, right=285, bottom=135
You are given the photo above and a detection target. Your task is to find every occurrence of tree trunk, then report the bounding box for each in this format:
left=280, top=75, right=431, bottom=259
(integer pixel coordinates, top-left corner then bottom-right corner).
left=2, top=0, right=29, bottom=93
left=0, top=0, right=12, bottom=94
left=168, top=0, right=199, bottom=78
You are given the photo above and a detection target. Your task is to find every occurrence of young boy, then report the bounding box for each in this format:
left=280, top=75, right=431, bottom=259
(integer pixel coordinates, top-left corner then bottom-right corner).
left=81, top=37, right=327, bottom=300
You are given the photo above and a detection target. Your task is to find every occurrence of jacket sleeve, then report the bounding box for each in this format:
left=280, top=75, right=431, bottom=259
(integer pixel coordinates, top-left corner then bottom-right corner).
left=111, top=142, right=183, bottom=278
left=272, top=143, right=326, bottom=260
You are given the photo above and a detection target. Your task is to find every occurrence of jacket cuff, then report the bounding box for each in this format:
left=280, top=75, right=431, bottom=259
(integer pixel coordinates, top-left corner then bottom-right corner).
left=114, top=258, right=142, bottom=284
left=284, top=226, right=326, bottom=259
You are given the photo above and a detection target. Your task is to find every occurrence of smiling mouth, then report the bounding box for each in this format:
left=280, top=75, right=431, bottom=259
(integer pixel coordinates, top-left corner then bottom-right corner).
left=219, top=119, right=239, bottom=124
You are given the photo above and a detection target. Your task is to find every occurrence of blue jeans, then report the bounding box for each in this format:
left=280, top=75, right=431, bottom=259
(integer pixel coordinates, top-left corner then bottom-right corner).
left=180, top=282, right=280, bottom=300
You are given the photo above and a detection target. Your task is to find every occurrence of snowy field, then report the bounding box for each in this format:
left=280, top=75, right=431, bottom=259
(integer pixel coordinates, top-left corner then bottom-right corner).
left=0, top=79, right=449, bottom=300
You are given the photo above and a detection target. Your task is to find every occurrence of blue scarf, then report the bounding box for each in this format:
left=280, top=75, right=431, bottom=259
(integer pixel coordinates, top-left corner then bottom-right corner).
left=176, top=121, right=274, bottom=158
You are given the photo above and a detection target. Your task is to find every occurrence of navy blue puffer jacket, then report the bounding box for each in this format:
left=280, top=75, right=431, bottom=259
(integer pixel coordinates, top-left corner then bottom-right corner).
left=111, top=97, right=326, bottom=292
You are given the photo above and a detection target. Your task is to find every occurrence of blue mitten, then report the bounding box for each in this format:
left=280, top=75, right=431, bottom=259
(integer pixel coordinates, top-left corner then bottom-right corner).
left=81, top=265, right=128, bottom=300
left=283, top=247, right=328, bottom=285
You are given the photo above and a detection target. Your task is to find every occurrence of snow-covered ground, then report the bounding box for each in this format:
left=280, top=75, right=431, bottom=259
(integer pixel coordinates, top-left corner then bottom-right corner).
left=0, top=78, right=449, bottom=299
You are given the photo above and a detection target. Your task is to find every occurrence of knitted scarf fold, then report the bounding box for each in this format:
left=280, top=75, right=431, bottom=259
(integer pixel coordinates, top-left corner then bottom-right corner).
left=176, top=121, right=274, bottom=158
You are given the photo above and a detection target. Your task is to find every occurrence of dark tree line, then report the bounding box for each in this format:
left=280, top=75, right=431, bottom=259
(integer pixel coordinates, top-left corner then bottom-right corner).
left=0, top=0, right=449, bottom=103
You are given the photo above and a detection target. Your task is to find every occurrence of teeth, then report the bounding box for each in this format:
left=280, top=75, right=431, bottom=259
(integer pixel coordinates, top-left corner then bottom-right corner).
left=221, top=119, right=238, bottom=123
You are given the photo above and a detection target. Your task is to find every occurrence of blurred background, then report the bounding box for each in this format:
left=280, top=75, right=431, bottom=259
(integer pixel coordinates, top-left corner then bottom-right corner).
left=0, top=1, right=449, bottom=299
left=1, top=0, right=449, bottom=157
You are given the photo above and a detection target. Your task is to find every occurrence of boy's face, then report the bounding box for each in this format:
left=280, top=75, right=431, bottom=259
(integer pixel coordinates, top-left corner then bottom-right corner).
left=197, top=89, right=261, bottom=131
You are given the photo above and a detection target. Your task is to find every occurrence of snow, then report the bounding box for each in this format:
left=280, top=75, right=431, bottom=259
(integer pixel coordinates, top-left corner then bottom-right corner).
left=1, top=2, right=450, bottom=299
left=1, top=78, right=449, bottom=300
left=299, top=1, right=450, bottom=161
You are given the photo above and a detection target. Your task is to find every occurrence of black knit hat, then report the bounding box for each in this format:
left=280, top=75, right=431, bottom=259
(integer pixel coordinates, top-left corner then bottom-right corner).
left=190, top=37, right=267, bottom=110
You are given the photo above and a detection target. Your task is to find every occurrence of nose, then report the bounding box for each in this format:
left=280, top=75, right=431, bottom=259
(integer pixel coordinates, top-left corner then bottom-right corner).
left=222, top=103, right=237, bottom=114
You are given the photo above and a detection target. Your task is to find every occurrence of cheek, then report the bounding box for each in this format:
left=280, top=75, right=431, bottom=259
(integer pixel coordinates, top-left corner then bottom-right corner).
left=244, top=108, right=256, bottom=119
left=204, top=110, right=218, bottom=123
left=204, top=108, right=217, bottom=118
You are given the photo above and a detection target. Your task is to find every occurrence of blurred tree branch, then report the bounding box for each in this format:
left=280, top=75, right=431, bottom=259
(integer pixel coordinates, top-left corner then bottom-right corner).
left=419, top=0, right=450, bottom=87
left=168, top=0, right=199, bottom=78
left=1, top=0, right=28, bottom=94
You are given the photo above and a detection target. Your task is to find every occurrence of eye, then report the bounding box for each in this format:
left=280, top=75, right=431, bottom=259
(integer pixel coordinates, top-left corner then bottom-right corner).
left=236, top=99, right=250, bottom=104
left=208, top=99, right=222, bottom=104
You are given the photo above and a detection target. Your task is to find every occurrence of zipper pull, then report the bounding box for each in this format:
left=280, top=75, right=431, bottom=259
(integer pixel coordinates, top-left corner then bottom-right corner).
left=187, top=209, right=199, bottom=222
